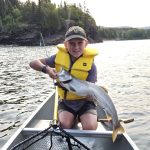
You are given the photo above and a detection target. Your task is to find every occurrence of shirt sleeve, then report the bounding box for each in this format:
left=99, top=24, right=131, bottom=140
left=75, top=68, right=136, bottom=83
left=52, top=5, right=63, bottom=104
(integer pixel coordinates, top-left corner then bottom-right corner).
left=87, top=63, right=97, bottom=83
left=45, top=54, right=56, bottom=68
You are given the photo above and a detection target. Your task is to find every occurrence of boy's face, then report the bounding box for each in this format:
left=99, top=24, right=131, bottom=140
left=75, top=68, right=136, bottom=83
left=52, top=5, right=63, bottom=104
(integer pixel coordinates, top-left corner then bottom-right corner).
left=64, top=38, right=88, bottom=58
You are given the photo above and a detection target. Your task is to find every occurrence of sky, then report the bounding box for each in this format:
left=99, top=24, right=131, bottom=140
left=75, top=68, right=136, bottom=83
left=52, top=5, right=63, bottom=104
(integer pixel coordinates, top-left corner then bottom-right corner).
left=20, top=0, right=150, bottom=28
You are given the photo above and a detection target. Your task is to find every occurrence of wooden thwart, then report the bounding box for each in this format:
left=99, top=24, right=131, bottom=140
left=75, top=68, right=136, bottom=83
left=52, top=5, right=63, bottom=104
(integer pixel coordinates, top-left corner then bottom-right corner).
left=98, top=118, right=134, bottom=124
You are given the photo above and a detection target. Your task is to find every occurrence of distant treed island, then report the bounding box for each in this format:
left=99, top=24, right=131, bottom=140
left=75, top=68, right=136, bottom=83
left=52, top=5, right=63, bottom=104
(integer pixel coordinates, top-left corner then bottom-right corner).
left=0, top=0, right=150, bottom=46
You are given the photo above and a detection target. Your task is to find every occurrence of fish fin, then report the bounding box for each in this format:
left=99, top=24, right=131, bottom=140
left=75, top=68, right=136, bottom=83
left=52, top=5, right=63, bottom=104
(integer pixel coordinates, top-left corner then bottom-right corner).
left=119, top=124, right=125, bottom=133
left=112, top=124, right=125, bottom=142
left=107, top=115, right=112, bottom=121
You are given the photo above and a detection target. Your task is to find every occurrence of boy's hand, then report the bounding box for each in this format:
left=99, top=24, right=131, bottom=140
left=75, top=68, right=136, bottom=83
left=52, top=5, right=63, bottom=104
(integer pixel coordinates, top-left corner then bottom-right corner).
left=46, top=66, right=58, bottom=79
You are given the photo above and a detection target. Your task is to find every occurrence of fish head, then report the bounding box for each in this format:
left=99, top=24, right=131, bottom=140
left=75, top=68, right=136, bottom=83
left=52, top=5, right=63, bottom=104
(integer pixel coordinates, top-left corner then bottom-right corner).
left=57, top=68, right=88, bottom=97
left=57, top=68, right=72, bottom=82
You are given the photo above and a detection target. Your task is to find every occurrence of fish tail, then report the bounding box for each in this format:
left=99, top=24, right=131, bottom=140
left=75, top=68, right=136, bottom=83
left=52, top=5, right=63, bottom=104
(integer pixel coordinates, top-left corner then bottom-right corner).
left=112, top=124, right=125, bottom=142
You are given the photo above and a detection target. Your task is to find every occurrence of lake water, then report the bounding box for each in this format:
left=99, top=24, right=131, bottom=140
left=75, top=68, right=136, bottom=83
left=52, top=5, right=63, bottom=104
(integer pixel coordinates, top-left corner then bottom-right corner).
left=0, top=39, right=150, bottom=150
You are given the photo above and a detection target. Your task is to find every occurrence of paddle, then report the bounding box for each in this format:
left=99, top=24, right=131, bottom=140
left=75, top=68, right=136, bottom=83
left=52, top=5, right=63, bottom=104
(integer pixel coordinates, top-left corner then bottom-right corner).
left=52, top=86, right=58, bottom=127
left=98, top=118, right=134, bottom=124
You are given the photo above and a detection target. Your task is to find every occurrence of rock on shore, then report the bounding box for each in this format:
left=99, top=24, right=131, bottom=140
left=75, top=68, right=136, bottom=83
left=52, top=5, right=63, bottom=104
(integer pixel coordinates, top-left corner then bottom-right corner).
left=0, top=25, right=64, bottom=46
left=0, top=32, right=64, bottom=46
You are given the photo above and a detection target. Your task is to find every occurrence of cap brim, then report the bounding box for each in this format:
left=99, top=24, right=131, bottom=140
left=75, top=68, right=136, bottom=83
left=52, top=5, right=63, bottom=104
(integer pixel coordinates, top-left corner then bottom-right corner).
left=65, top=35, right=87, bottom=41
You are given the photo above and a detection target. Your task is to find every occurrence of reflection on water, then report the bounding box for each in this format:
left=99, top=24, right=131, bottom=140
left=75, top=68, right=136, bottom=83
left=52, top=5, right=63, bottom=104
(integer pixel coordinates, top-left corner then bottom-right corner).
left=0, top=40, right=150, bottom=149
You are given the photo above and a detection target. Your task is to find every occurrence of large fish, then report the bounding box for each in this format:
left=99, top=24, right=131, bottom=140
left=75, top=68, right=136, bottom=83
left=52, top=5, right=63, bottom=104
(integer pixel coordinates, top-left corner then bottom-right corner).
left=57, top=68, right=125, bottom=142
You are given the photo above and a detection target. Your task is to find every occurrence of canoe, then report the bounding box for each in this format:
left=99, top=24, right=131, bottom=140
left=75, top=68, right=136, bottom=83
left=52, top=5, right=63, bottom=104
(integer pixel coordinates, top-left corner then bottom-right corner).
left=2, top=91, right=139, bottom=150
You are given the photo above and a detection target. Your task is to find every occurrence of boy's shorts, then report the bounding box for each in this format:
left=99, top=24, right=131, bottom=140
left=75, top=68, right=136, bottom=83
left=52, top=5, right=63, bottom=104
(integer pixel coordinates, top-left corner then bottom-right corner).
left=58, top=100, right=97, bottom=118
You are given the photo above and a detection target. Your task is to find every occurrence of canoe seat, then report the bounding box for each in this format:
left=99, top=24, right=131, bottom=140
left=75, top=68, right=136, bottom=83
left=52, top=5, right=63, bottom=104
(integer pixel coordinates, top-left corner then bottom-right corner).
left=27, top=119, right=106, bottom=131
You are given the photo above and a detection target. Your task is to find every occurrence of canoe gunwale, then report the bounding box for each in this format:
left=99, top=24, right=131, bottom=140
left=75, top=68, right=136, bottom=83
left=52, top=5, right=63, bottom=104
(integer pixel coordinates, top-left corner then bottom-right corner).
left=123, top=132, right=139, bottom=150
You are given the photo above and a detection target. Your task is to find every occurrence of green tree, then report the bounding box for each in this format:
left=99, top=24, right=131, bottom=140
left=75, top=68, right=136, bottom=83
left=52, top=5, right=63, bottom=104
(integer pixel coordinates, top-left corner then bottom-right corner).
left=0, top=17, right=3, bottom=31
left=0, top=0, right=6, bottom=18
left=12, top=7, right=22, bottom=24
left=2, top=15, right=15, bottom=32
left=37, top=0, right=59, bottom=34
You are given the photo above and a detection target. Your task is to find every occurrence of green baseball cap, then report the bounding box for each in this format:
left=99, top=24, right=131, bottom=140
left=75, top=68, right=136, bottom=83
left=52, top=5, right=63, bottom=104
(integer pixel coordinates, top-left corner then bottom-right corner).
left=65, top=26, right=87, bottom=41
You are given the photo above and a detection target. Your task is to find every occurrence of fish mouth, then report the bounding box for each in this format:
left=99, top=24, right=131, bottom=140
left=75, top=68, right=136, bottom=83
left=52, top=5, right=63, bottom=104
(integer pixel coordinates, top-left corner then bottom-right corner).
left=58, top=78, right=72, bottom=83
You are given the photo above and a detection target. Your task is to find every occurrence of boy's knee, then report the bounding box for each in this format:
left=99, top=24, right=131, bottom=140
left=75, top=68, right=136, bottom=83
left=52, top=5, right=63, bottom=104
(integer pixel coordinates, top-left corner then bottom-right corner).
left=59, top=119, right=73, bottom=129
left=82, top=122, right=98, bottom=130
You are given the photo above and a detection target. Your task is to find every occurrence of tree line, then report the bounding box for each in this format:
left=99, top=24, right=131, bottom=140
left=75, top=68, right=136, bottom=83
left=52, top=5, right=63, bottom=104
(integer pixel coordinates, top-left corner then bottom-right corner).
left=0, top=0, right=150, bottom=42
left=97, top=26, right=150, bottom=40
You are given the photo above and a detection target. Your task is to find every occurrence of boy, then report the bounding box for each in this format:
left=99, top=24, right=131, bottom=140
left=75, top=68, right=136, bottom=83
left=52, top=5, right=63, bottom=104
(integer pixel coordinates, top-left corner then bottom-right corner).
left=30, top=26, right=98, bottom=130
